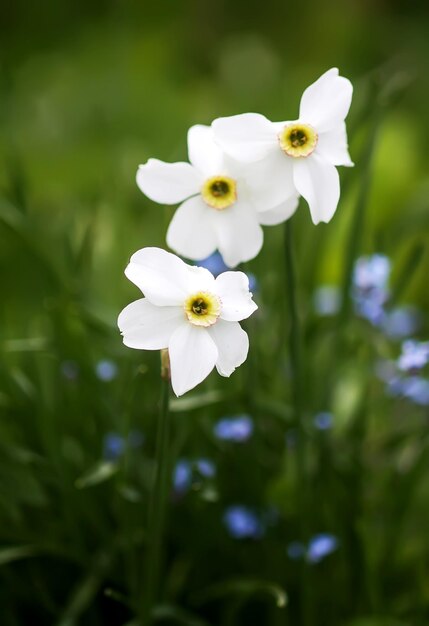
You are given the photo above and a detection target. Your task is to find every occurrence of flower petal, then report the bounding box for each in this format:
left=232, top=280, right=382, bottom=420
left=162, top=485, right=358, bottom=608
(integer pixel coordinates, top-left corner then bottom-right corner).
left=212, top=113, right=276, bottom=163
left=118, top=298, right=184, bottom=349
left=168, top=324, right=218, bottom=396
left=209, top=320, right=249, bottom=377
left=299, top=68, right=353, bottom=133
left=187, top=124, right=225, bottom=175
left=215, top=271, right=258, bottom=321
left=125, top=247, right=191, bottom=305
left=316, top=123, right=354, bottom=166
left=213, top=202, right=263, bottom=268
left=293, top=154, right=340, bottom=224
left=136, top=158, right=202, bottom=204
left=166, top=195, right=218, bottom=261
left=245, top=150, right=296, bottom=211
left=258, top=195, right=299, bottom=226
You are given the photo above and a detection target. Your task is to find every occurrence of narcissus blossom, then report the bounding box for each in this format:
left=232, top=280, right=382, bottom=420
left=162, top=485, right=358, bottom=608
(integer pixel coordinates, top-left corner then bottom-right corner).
left=118, top=247, right=257, bottom=396
left=136, top=125, right=298, bottom=267
left=213, top=68, right=353, bottom=224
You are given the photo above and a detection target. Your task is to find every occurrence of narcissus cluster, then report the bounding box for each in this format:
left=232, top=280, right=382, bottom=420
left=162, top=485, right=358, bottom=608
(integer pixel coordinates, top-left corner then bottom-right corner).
left=119, top=68, right=353, bottom=395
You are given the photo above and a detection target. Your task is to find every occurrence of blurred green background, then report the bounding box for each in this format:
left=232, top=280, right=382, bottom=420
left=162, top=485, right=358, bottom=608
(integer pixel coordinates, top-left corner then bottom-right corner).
left=1, top=1, right=429, bottom=624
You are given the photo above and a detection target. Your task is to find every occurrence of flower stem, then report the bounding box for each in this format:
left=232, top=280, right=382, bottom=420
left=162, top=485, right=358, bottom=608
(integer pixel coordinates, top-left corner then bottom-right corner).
left=339, top=113, right=380, bottom=325
left=284, top=218, right=310, bottom=626
left=141, top=354, right=171, bottom=625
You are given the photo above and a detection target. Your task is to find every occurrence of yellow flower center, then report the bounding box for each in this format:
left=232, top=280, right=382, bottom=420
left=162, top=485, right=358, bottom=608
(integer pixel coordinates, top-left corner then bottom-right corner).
left=278, top=123, right=318, bottom=158
left=184, top=291, right=222, bottom=327
left=201, top=175, right=237, bottom=210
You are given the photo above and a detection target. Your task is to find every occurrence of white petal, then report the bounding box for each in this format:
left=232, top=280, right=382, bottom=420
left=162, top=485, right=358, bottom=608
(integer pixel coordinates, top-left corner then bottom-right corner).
left=215, top=272, right=258, bottom=321
left=166, top=195, right=218, bottom=261
left=293, top=154, right=340, bottom=224
left=316, top=123, right=354, bottom=166
left=168, top=324, right=218, bottom=396
left=209, top=320, right=249, bottom=377
left=299, top=68, right=353, bottom=133
left=187, top=125, right=225, bottom=175
left=213, top=202, right=263, bottom=268
left=118, top=299, right=183, bottom=349
left=212, top=113, right=276, bottom=163
left=258, top=195, right=299, bottom=226
left=245, top=150, right=296, bottom=211
left=125, top=247, right=190, bottom=305
left=136, top=158, right=202, bottom=204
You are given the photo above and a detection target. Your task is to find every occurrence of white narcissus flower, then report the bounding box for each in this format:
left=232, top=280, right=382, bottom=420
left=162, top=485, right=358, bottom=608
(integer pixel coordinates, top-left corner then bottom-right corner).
left=136, top=125, right=298, bottom=268
left=213, top=68, right=353, bottom=225
left=118, top=247, right=257, bottom=397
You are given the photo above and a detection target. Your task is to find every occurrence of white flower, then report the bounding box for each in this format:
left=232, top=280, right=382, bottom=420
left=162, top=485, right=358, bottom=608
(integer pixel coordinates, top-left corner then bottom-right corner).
left=118, top=247, right=258, bottom=397
left=212, top=68, right=353, bottom=225
left=136, top=125, right=298, bottom=268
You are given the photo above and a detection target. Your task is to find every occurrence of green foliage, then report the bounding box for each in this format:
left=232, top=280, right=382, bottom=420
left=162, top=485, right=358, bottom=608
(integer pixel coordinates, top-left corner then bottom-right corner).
left=1, top=2, right=429, bottom=625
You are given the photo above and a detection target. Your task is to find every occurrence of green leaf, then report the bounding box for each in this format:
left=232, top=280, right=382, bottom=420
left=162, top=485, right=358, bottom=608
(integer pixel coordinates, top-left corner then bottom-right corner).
left=75, top=461, right=118, bottom=489
left=170, top=390, right=225, bottom=412
left=192, top=578, right=287, bottom=609
left=153, top=603, right=210, bottom=625
left=0, top=545, right=40, bottom=566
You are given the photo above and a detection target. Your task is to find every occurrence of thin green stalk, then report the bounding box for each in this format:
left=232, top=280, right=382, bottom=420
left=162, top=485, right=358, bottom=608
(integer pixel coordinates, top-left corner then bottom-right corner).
left=284, top=218, right=310, bottom=626
left=339, top=113, right=381, bottom=325
left=141, top=359, right=171, bottom=625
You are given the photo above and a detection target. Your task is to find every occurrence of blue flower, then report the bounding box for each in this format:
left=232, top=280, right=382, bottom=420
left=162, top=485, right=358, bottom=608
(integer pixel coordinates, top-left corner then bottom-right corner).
left=127, top=430, right=145, bottom=448
left=397, top=340, right=429, bottom=372
left=285, top=429, right=298, bottom=449
left=96, top=359, right=118, bottom=381
left=401, top=376, right=429, bottom=406
left=287, top=541, right=306, bottom=560
left=173, top=459, right=192, bottom=494
left=195, top=458, right=216, bottom=478
left=313, top=412, right=333, bottom=430
left=307, top=534, right=338, bottom=563
left=214, top=415, right=253, bottom=442
left=223, top=505, right=264, bottom=539
left=172, top=458, right=216, bottom=496
left=353, top=254, right=391, bottom=293
left=352, top=254, right=391, bottom=326
left=61, top=360, right=79, bottom=381
left=103, top=432, right=125, bottom=461
left=313, top=285, right=341, bottom=316
left=381, top=306, right=420, bottom=339
left=197, top=252, right=229, bottom=277
left=247, top=273, right=258, bottom=293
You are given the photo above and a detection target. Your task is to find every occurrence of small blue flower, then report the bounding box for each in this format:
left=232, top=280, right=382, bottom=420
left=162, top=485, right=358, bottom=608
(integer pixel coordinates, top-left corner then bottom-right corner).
left=353, top=254, right=391, bottom=293
left=128, top=430, right=145, bottom=448
left=61, top=360, right=79, bottom=381
left=197, top=252, right=229, bottom=277
left=103, top=432, right=125, bottom=462
left=313, top=285, right=341, bottom=316
left=173, top=459, right=192, bottom=494
left=247, top=272, right=258, bottom=293
left=285, top=429, right=298, bottom=449
left=352, top=254, right=391, bottom=326
left=307, top=534, right=338, bottom=563
left=287, top=541, right=306, bottom=560
left=214, top=415, right=254, bottom=442
left=313, top=412, right=333, bottom=430
left=401, top=376, right=429, bottom=406
left=195, top=458, right=216, bottom=478
left=382, top=306, right=421, bottom=339
left=397, top=340, right=429, bottom=372
left=96, top=359, right=118, bottom=382
left=223, top=505, right=264, bottom=539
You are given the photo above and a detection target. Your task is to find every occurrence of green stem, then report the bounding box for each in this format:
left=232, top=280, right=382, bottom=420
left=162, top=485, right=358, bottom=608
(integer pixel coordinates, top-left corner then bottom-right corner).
left=141, top=365, right=171, bottom=625
left=339, top=113, right=381, bottom=326
left=284, top=218, right=310, bottom=626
